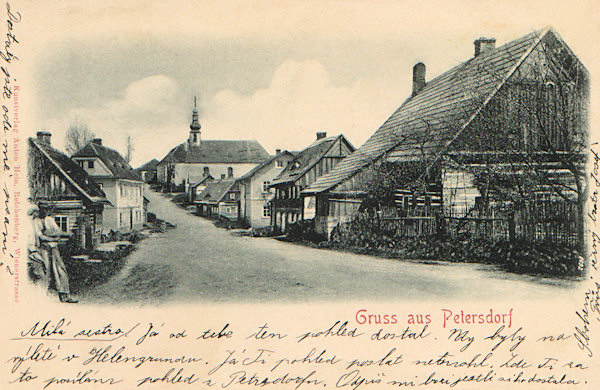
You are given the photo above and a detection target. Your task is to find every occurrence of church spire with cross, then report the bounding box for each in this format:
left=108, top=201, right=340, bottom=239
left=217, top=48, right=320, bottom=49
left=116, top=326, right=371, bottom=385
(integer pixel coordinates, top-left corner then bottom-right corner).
left=188, top=96, right=201, bottom=146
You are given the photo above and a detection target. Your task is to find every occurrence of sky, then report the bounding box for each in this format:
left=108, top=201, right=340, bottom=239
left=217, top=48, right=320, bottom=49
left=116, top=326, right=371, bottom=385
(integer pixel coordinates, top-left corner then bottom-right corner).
left=22, top=0, right=599, bottom=167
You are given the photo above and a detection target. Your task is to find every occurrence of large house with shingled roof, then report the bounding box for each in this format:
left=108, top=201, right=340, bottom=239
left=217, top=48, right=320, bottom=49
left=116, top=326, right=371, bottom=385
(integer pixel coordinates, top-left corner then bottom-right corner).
left=157, top=100, right=270, bottom=192
left=28, top=131, right=110, bottom=249
left=270, top=132, right=355, bottom=232
left=72, top=139, right=146, bottom=233
left=303, top=28, right=589, bottom=238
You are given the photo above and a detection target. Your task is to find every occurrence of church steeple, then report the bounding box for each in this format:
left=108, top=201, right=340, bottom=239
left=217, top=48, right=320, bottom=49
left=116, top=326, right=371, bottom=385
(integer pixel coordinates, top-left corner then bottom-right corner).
left=188, top=96, right=201, bottom=146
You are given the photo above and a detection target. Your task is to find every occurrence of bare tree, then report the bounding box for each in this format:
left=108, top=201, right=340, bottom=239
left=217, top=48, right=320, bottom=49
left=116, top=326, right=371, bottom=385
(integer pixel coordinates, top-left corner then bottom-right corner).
left=65, top=124, right=95, bottom=155
left=125, top=135, right=135, bottom=163
left=350, top=32, right=588, bottom=249
left=448, top=36, right=589, bottom=248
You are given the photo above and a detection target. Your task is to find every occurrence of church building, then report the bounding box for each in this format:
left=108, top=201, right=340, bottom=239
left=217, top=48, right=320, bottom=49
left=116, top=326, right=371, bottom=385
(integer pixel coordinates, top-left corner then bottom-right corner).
left=157, top=99, right=270, bottom=191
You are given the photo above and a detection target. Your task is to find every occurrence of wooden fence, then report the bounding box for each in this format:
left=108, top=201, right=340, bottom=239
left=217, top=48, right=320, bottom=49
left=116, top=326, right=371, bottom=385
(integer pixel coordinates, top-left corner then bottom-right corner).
left=377, top=200, right=579, bottom=246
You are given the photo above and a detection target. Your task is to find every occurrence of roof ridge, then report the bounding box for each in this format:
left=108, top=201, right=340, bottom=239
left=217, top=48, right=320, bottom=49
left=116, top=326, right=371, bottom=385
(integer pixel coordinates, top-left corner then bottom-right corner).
left=30, top=139, right=105, bottom=203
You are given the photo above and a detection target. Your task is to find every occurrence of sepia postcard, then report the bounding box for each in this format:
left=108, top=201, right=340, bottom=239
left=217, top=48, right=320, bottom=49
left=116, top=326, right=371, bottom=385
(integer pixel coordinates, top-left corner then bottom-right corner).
left=2, top=0, right=600, bottom=388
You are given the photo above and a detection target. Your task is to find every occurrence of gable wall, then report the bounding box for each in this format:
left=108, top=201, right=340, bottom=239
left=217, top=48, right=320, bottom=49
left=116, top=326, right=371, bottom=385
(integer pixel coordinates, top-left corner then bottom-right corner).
left=72, top=156, right=113, bottom=176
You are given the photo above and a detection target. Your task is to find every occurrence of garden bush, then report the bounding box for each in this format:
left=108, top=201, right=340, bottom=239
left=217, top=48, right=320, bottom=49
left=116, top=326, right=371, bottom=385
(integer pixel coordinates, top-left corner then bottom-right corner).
left=329, top=212, right=583, bottom=278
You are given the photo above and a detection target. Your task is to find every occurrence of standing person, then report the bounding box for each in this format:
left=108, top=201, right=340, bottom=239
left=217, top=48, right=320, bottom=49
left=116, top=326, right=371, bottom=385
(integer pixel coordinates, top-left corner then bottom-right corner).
left=29, top=205, right=78, bottom=303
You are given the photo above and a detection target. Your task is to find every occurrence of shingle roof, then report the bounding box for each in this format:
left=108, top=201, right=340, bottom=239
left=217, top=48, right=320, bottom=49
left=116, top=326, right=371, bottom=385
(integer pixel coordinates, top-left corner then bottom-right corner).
left=73, top=142, right=142, bottom=181
left=159, top=140, right=270, bottom=165
left=304, top=28, right=559, bottom=194
left=238, top=150, right=295, bottom=181
left=137, top=158, right=159, bottom=171
left=29, top=138, right=108, bottom=204
left=271, top=135, right=351, bottom=185
left=196, top=179, right=237, bottom=204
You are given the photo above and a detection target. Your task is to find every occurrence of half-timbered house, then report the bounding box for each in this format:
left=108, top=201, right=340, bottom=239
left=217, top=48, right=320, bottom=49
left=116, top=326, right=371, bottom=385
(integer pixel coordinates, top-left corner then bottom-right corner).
left=270, top=132, right=354, bottom=232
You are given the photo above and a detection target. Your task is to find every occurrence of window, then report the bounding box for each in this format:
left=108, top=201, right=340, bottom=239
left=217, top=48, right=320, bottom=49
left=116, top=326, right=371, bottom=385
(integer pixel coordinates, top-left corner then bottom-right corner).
left=78, top=161, right=84, bottom=168
left=54, top=216, right=68, bottom=232
left=120, top=184, right=124, bottom=197
left=542, top=81, right=562, bottom=150
left=97, top=183, right=103, bottom=189
left=88, top=160, right=94, bottom=169
left=229, top=193, right=236, bottom=200
left=276, top=160, right=283, bottom=168
left=263, top=181, right=270, bottom=192
left=263, top=204, right=271, bottom=217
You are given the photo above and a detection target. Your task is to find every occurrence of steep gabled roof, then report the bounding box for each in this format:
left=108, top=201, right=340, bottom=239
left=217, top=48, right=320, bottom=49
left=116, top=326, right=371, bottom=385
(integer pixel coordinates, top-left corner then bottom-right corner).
left=304, top=28, right=571, bottom=194
left=73, top=142, right=142, bottom=181
left=238, top=151, right=295, bottom=181
left=159, top=140, right=270, bottom=165
left=271, top=135, right=353, bottom=186
left=29, top=138, right=108, bottom=204
left=190, top=174, right=214, bottom=189
left=137, top=158, right=159, bottom=171
left=196, top=179, right=238, bottom=204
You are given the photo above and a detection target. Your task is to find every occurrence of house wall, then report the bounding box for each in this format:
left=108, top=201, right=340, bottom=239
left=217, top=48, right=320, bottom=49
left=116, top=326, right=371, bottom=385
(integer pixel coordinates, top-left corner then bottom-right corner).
left=218, top=202, right=239, bottom=221
left=72, top=157, right=113, bottom=176
left=95, top=178, right=145, bottom=233
left=242, top=155, right=293, bottom=228
left=43, top=200, right=104, bottom=249
left=313, top=198, right=360, bottom=237
left=161, top=162, right=259, bottom=187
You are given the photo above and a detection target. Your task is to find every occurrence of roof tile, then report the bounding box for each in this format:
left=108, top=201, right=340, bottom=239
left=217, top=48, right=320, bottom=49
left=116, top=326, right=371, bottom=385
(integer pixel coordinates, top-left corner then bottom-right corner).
left=304, top=29, right=547, bottom=194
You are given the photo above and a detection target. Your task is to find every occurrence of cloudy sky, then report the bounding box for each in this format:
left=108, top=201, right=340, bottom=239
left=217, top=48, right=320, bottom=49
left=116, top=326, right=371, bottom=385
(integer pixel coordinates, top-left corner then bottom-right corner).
left=23, top=0, right=598, bottom=167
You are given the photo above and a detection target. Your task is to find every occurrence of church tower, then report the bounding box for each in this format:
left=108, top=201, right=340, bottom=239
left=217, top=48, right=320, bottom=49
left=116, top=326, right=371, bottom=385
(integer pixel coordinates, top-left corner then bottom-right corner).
left=188, top=96, right=201, bottom=146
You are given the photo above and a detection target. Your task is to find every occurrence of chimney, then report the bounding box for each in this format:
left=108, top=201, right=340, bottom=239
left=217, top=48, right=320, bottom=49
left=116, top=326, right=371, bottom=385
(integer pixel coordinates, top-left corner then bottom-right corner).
left=412, top=62, right=426, bottom=96
left=221, top=174, right=226, bottom=179
left=316, top=132, right=327, bottom=140
left=91, top=138, right=102, bottom=146
left=36, top=131, right=52, bottom=145
left=474, top=37, right=496, bottom=57
left=275, top=148, right=281, bottom=155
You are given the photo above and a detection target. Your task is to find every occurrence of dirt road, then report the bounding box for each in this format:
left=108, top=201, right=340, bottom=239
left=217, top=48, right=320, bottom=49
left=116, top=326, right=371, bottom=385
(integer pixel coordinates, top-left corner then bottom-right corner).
left=82, top=189, right=577, bottom=304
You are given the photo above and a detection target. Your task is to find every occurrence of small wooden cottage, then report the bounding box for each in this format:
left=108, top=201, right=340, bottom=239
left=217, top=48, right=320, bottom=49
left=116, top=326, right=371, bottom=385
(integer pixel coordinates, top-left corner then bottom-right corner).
left=270, top=132, right=355, bottom=232
left=28, top=132, right=109, bottom=249
left=304, top=28, right=588, bottom=240
left=195, top=179, right=241, bottom=221
left=188, top=174, right=214, bottom=203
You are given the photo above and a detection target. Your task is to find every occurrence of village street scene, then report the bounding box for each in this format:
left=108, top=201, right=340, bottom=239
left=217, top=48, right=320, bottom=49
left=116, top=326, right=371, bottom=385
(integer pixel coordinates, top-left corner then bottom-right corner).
left=27, top=27, right=588, bottom=303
